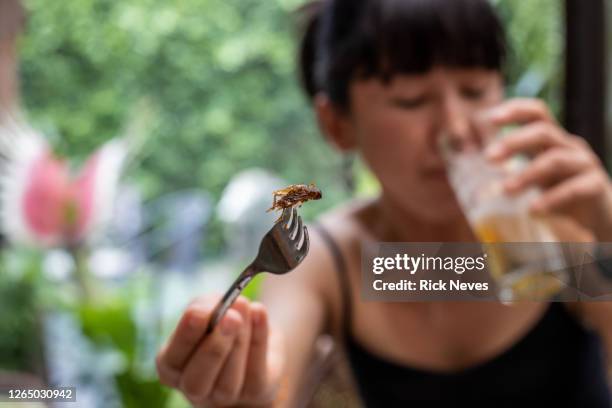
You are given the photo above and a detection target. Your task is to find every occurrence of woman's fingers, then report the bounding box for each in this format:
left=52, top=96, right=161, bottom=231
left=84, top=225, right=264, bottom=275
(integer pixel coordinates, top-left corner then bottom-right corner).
left=242, top=303, right=273, bottom=401
left=471, top=97, right=612, bottom=239
left=485, top=98, right=555, bottom=126
left=179, top=309, right=242, bottom=403
left=156, top=296, right=218, bottom=386
left=504, top=148, right=595, bottom=193
left=209, top=297, right=252, bottom=405
left=156, top=297, right=282, bottom=407
left=156, top=344, right=182, bottom=387
left=531, top=171, right=609, bottom=214
left=485, top=122, right=575, bottom=161
left=477, top=98, right=561, bottom=160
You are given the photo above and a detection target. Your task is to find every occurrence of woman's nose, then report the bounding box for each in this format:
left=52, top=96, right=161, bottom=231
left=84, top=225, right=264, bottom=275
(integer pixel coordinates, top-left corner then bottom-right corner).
left=440, top=95, right=478, bottom=150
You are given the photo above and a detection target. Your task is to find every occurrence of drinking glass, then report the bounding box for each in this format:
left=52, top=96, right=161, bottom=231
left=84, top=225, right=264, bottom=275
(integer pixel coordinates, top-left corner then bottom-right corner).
left=440, top=132, right=568, bottom=302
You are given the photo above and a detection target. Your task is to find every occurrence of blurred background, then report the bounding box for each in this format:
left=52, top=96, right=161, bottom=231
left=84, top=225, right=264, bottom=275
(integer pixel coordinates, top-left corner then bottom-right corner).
left=0, top=0, right=609, bottom=407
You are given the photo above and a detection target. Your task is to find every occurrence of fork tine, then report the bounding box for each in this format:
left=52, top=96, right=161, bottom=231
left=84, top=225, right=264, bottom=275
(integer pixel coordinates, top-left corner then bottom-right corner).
left=290, top=214, right=303, bottom=241
left=279, top=207, right=292, bottom=227
left=292, top=207, right=298, bottom=228
left=284, top=207, right=297, bottom=230
left=297, top=224, right=309, bottom=252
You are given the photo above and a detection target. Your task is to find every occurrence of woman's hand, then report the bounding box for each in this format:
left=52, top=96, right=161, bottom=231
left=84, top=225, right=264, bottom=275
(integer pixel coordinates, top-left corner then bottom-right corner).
left=156, top=295, right=285, bottom=407
left=482, top=98, right=612, bottom=241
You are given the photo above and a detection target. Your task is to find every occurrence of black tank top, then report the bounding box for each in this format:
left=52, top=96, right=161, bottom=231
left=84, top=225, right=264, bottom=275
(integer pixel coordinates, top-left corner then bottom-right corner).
left=314, top=224, right=612, bottom=408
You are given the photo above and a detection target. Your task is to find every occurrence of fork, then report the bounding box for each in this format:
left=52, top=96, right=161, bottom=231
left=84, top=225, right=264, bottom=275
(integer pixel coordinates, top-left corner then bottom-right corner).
left=205, top=207, right=309, bottom=335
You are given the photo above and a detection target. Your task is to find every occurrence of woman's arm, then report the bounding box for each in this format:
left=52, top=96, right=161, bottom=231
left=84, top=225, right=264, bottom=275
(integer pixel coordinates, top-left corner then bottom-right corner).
left=156, top=225, right=336, bottom=408
left=571, top=302, right=612, bottom=376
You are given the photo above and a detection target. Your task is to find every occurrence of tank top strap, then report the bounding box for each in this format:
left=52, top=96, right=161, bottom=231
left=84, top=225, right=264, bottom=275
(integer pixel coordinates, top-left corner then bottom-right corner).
left=311, top=222, right=354, bottom=338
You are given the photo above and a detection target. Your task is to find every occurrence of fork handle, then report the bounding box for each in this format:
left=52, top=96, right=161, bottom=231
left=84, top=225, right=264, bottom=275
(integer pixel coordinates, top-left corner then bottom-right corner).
left=205, top=265, right=257, bottom=335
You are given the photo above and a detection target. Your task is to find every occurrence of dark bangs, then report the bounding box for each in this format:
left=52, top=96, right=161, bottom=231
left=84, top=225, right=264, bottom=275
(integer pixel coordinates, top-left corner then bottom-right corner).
left=302, top=0, right=507, bottom=108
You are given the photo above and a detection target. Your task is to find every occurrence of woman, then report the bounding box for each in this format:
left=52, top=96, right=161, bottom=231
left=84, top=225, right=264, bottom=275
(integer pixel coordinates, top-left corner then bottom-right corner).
left=156, top=0, right=612, bottom=406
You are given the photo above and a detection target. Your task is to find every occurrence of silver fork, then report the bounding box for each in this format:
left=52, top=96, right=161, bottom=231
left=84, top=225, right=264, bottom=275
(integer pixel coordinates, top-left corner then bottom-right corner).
left=205, top=207, right=309, bottom=335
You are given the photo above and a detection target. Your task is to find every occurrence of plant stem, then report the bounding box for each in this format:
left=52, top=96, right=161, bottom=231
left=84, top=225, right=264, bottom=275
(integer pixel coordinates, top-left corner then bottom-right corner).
left=68, top=244, right=94, bottom=303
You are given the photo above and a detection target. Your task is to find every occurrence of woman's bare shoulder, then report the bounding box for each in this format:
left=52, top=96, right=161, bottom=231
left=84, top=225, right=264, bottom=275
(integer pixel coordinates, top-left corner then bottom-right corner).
left=315, top=197, right=377, bottom=245
left=298, top=198, right=373, bottom=280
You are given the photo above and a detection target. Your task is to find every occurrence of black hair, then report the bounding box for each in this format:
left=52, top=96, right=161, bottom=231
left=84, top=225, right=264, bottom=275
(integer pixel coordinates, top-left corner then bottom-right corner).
left=297, top=0, right=507, bottom=109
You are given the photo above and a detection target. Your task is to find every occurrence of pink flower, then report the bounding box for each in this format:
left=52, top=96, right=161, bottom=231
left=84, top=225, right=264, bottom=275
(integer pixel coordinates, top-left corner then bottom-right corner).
left=1, top=120, right=127, bottom=248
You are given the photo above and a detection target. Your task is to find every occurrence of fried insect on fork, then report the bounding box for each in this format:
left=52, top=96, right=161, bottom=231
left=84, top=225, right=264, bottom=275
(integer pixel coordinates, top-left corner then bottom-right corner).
left=267, top=183, right=322, bottom=220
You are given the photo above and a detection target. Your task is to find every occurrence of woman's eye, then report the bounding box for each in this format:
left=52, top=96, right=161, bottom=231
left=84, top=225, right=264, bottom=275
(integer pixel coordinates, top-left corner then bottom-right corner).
left=391, top=95, right=428, bottom=110
left=460, top=87, right=485, bottom=100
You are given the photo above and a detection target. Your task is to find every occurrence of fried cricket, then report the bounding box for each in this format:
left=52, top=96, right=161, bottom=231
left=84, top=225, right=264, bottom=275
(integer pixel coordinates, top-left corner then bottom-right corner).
left=267, top=183, right=322, bottom=213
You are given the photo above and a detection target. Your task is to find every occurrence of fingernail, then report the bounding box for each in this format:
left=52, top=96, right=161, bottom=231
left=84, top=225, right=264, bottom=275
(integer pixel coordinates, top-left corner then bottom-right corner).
left=504, top=178, right=520, bottom=192
left=186, top=392, right=205, bottom=402
left=485, top=143, right=505, bottom=160
left=189, top=311, right=207, bottom=329
left=487, top=107, right=505, bottom=120
left=252, top=309, right=261, bottom=326
left=212, top=391, right=229, bottom=402
left=530, top=201, right=545, bottom=214
left=221, top=317, right=237, bottom=336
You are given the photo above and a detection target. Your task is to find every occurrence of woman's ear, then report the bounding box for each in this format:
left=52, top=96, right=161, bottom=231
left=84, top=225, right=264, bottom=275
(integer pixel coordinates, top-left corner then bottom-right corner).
left=314, top=93, right=357, bottom=151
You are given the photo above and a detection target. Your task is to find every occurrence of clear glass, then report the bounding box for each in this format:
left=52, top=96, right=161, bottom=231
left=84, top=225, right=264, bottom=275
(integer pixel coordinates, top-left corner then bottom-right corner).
left=440, top=133, right=568, bottom=302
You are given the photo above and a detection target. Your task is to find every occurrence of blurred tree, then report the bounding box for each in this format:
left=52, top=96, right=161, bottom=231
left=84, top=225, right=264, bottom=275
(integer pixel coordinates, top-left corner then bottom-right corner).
left=18, top=0, right=350, bottom=253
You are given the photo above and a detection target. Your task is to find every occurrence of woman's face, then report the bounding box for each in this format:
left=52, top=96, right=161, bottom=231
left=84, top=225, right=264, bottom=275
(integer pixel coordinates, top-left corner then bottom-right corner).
left=347, top=67, right=504, bottom=222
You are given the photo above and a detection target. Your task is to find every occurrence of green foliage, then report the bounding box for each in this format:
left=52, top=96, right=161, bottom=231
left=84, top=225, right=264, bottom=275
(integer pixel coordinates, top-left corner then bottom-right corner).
left=0, top=251, right=45, bottom=374
left=494, top=0, right=563, bottom=113
left=241, top=272, right=263, bottom=300
left=79, top=294, right=171, bottom=408
left=19, top=0, right=350, bottom=203
left=19, top=0, right=352, bottom=254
